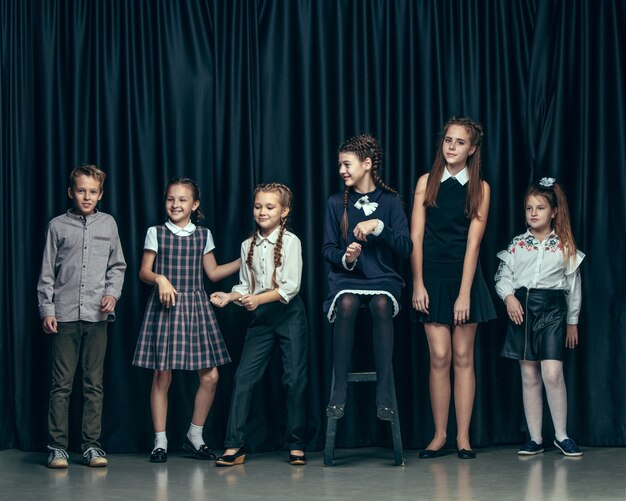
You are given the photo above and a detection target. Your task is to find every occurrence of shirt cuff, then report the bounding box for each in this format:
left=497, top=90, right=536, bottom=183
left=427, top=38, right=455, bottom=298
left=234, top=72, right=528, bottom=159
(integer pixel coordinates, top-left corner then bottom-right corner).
left=342, top=254, right=357, bottom=270
left=567, top=315, right=579, bottom=324
left=372, top=219, right=384, bottom=236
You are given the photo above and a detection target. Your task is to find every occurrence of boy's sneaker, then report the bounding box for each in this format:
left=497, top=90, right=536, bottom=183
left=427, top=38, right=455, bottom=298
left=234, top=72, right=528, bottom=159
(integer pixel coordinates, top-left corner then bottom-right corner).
left=518, top=440, right=544, bottom=455
left=83, top=447, right=108, bottom=467
left=47, top=447, right=69, bottom=469
left=554, top=438, right=583, bottom=457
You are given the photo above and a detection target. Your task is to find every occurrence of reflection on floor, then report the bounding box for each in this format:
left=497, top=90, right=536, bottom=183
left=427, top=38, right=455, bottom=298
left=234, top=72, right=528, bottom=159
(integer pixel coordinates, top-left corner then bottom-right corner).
left=1, top=446, right=625, bottom=500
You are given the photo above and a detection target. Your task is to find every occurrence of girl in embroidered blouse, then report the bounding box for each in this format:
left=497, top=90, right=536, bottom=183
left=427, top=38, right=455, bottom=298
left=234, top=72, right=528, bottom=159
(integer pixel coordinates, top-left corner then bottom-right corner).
left=323, top=133, right=412, bottom=422
left=411, top=117, right=496, bottom=459
left=133, top=177, right=240, bottom=463
left=210, top=183, right=308, bottom=467
left=495, top=178, right=584, bottom=457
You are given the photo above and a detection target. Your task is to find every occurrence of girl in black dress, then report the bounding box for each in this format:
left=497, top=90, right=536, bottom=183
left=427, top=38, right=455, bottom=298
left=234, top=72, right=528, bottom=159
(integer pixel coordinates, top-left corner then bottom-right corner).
left=410, top=117, right=495, bottom=459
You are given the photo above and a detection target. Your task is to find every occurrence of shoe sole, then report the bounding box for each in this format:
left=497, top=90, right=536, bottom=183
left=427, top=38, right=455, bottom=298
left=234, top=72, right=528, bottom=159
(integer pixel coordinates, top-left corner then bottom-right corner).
left=215, top=455, right=245, bottom=467
left=47, top=461, right=68, bottom=469
left=87, top=460, right=108, bottom=467
left=554, top=442, right=583, bottom=457
left=518, top=449, right=544, bottom=456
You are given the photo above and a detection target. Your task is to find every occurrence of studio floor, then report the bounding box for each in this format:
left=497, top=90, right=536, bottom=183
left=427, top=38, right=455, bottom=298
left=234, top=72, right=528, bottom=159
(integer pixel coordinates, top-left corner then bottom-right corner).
left=1, top=446, right=625, bottom=501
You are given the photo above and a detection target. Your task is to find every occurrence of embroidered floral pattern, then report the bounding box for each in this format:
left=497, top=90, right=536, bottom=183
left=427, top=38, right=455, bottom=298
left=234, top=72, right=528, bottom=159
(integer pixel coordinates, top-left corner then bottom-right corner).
left=507, top=232, right=562, bottom=254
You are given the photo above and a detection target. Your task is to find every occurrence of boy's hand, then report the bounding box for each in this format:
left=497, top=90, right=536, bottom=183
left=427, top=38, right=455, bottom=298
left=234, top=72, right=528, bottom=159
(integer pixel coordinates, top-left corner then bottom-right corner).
left=100, top=295, right=117, bottom=313
left=42, top=316, right=58, bottom=334
left=240, top=294, right=260, bottom=311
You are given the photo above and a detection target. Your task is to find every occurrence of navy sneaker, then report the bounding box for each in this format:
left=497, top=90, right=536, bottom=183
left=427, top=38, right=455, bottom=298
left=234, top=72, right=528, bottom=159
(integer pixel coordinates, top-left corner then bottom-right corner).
left=518, top=440, right=544, bottom=456
left=554, top=438, right=583, bottom=457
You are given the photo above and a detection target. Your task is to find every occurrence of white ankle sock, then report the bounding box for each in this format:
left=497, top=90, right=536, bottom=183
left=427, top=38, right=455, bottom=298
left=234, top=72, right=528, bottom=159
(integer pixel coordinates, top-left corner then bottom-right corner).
left=187, top=423, right=205, bottom=449
left=153, top=431, right=167, bottom=452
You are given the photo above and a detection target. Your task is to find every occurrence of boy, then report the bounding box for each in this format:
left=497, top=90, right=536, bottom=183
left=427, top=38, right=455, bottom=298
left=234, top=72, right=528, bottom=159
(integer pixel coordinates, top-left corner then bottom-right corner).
left=37, top=164, right=126, bottom=468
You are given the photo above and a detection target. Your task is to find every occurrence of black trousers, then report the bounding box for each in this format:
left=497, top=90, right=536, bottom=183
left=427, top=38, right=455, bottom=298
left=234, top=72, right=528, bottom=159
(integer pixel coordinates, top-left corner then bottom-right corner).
left=224, top=296, right=308, bottom=450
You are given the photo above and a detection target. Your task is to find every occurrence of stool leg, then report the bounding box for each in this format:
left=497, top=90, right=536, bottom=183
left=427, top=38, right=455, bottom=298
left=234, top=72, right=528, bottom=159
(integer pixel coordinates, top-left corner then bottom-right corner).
left=389, top=372, right=404, bottom=466
left=324, top=370, right=337, bottom=466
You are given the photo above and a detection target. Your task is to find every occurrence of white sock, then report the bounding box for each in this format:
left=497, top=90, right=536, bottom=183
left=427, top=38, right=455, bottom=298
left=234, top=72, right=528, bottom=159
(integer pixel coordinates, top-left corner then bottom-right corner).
left=541, top=360, right=569, bottom=442
left=187, top=423, right=205, bottom=449
left=520, top=361, right=544, bottom=445
left=153, top=431, right=167, bottom=452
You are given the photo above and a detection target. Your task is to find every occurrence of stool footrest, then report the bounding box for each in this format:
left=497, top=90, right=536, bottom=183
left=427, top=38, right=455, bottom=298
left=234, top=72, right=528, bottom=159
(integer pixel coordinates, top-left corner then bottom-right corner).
left=347, top=372, right=377, bottom=383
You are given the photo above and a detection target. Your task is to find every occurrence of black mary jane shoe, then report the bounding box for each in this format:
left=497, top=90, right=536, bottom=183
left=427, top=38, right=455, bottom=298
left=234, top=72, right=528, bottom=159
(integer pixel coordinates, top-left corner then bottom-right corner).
left=326, top=403, right=345, bottom=419
left=376, top=405, right=396, bottom=422
left=289, top=452, right=307, bottom=465
left=418, top=446, right=446, bottom=459
left=215, top=448, right=246, bottom=467
left=149, top=448, right=167, bottom=463
left=457, top=448, right=477, bottom=460
left=182, top=437, right=216, bottom=460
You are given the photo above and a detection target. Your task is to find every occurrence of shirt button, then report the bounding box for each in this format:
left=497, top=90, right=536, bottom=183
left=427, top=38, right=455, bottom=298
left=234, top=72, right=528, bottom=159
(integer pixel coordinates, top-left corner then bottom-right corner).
left=84, top=246, right=87, bottom=249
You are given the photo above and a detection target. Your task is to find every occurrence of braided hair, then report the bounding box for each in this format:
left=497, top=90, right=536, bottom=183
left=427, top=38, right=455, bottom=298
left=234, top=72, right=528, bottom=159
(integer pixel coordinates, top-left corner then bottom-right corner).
left=245, top=183, right=293, bottom=291
left=423, top=116, right=485, bottom=220
left=338, top=133, right=396, bottom=241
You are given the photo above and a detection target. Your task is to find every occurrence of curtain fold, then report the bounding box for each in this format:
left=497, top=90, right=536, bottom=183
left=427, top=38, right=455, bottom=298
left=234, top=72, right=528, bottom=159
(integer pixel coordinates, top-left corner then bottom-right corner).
left=1, top=0, right=625, bottom=452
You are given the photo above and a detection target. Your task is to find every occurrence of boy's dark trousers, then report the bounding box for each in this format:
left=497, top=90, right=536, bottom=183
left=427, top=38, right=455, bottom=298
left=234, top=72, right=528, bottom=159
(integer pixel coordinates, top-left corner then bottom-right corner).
left=48, top=320, right=107, bottom=452
left=224, top=297, right=308, bottom=450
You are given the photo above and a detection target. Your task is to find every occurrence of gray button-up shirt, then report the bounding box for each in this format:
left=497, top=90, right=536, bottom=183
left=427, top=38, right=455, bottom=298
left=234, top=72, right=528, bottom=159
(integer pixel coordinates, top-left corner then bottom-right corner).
left=37, top=210, right=127, bottom=322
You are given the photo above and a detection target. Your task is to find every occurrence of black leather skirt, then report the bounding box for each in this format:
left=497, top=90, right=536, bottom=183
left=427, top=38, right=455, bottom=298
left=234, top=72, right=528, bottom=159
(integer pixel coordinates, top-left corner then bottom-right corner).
left=500, top=288, right=567, bottom=361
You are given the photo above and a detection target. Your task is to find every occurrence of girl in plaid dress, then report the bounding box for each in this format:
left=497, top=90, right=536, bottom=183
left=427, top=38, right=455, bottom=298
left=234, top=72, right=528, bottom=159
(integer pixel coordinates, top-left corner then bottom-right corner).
left=133, top=178, right=240, bottom=463
left=210, top=183, right=308, bottom=467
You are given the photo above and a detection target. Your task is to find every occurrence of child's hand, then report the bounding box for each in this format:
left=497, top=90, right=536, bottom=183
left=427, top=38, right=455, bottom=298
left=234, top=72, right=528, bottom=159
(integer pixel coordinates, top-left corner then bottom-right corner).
left=565, top=324, right=578, bottom=348
left=454, top=293, right=470, bottom=325
left=42, top=316, right=58, bottom=334
left=504, top=294, right=524, bottom=325
left=155, top=275, right=178, bottom=308
left=345, top=242, right=362, bottom=263
left=240, top=294, right=260, bottom=311
left=100, top=295, right=117, bottom=313
left=353, top=219, right=380, bottom=242
left=210, top=291, right=231, bottom=308
left=412, top=283, right=429, bottom=314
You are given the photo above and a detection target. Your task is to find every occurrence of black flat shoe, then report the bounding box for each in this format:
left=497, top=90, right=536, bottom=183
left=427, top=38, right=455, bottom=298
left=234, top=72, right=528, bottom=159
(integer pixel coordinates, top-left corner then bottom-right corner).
left=182, top=437, right=216, bottom=460
left=376, top=406, right=395, bottom=421
left=289, top=452, right=307, bottom=465
left=457, top=448, right=477, bottom=459
left=149, top=448, right=167, bottom=463
left=326, top=403, right=345, bottom=419
left=419, top=446, right=446, bottom=459
left=215, top=448, right=246, bottom=467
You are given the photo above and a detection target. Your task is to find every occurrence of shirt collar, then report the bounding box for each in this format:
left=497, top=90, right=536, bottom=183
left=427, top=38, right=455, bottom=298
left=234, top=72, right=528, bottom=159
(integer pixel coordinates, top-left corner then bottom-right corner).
left=255, top=226, right=281, bottom=245
left=441, top=166, right=469, bottom=185
left=524, top=228, right=557, bottom=243
left=166, top=219, right=196, bottom=235
left=66, top=209, right=99, bottom=221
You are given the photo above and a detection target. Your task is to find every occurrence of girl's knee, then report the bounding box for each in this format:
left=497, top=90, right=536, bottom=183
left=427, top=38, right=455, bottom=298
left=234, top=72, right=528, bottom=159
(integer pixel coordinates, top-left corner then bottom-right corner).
left=153, top=370, right=172, bottom=389
left=430, top=351, right=452, bottom=371
left=336, top=294, right=360, bottom=318
left=369, top=295, right=392, bottom=319
left=199, top=368, right=219, bottom=388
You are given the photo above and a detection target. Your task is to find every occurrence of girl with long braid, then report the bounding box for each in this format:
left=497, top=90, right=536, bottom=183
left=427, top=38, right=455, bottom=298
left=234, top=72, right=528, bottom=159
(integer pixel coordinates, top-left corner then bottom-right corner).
left=210, top=183, right=308, bottom=466
left=323, top=134, right=412, bottom=421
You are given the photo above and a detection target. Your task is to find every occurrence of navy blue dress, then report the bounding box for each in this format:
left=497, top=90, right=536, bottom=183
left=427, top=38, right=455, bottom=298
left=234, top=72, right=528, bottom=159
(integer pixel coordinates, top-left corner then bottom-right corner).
left=322, top=187, right=412, bottom=321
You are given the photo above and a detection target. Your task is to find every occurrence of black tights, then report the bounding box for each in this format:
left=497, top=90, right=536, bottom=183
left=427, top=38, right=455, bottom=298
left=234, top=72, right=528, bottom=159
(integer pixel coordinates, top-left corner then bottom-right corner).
left=328, top=293, right=394, bottom=408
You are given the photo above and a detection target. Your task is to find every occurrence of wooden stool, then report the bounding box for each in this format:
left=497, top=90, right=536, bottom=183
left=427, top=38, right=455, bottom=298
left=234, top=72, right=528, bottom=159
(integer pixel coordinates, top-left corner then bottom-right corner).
left=323, top=369, right=404, bottom=466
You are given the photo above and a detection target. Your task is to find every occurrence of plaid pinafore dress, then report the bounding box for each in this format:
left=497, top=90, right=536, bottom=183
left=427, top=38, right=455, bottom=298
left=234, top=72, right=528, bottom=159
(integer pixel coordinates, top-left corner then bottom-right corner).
left=133, top=225, right=231, bottom=370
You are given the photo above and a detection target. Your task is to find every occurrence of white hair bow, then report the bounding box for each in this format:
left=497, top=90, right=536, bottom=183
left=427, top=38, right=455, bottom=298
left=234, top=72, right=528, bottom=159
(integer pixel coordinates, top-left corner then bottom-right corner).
left=539, top=177, right=556, bottom=187
left=354, top=195, right=378, bottom=216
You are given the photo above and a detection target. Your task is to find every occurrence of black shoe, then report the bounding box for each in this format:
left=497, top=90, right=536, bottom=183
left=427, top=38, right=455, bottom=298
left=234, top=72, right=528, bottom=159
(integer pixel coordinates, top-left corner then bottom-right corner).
left=215, top=448, right=246, bottom=467
left=182, top=437, right=216, bottom=460
left=419, top=446, right=446, bottom=459
left=149, top=448, right=167, bottom=463
left=457, top=448, right=477, bottom=459
left=326, top=403, right=345, bottom=419
left=376, top=406, right=395, bottom=421
left=289, top=452, right=307, bottom=465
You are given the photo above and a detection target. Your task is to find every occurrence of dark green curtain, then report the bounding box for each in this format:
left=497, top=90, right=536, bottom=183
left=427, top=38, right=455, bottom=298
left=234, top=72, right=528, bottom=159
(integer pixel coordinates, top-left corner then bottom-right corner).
left=2, top=0, right=625, bottom=452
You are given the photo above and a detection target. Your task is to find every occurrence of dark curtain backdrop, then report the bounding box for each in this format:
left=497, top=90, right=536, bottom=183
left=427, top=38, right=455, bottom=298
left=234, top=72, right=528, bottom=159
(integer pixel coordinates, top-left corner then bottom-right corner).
left=2, top=0, right=625, bottom=453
